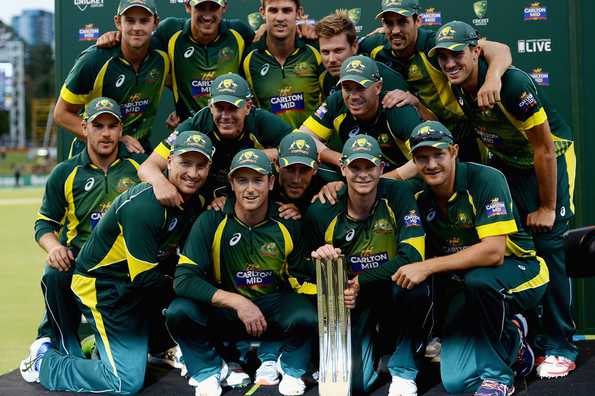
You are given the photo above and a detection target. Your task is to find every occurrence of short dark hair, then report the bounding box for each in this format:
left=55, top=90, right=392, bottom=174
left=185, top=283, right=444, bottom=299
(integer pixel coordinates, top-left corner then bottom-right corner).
left=315, top=10, right=357, bottom=46
left=261, top=0, right=301, bottom=9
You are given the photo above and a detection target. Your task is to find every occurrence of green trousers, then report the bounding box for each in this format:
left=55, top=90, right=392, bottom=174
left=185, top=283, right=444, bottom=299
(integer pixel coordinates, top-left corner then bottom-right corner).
left=438, top=256, right=548, bottom=393
left=165, top=292, right=317, bottom=382
left=494, top=145, right=578, bottom=361
left=39, top=271, right=175, bottom=395
left=37, top=264, right=83, bottom=357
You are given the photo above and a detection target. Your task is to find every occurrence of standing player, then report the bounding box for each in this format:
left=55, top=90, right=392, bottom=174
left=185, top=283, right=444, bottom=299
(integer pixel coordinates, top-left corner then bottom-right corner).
left=308, top=135, right=427, bottom=396
left=22, top=97, right=144, bottom=369
left=166, top=148, right=324, bottom=396
left=396, top=121, right=549, bottom=395
left=243, top=0, right=324, bottom=128
left=300, top=55, right=421, bottom=178
left=315, top=10, right=409, bottom=99
left=138, top=73, right=293, bottom=205
left=431, top=21, right=577, bottom=378
left=359, top=0, right=511, bottom=158
left=20, top=131, right=213, bottom=394
left=55, top=0, right=169, bottom=156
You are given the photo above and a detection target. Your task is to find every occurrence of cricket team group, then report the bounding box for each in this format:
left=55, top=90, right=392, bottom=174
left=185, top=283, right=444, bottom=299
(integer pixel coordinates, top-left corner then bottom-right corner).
left=19, top=0, right=578, bottom=395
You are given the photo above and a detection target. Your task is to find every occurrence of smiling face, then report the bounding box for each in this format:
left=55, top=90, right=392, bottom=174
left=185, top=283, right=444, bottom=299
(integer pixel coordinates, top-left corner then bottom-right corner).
left=435, top=46, right=480, bottom=87
left=260, top=0, right=300, bottom=41
left=167, top=151, right=211, bottom=199
left=84, top=113, right=122, bottom=159
left=230, top=168, right=274, bottom=213
left=276, top=163, right=316, bottom=200
left=412, top=145, right=458, bottom=190
left=116, top=7, right=158, bottom=50
left=381, top=12, right=418, bottom=54
left=188, top=1, right=226, bottom=41
left=341, top=80, right=382, bottom=120
left=209, top=101, right=251, bottom=139
left=341, top=158, right=383, bottom=197
left=319, top=33, right=358, bottom=77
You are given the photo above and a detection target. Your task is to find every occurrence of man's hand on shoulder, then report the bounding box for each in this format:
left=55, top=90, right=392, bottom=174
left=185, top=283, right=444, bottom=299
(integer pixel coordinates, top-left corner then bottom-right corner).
left=96, top=31, right=121, bottom=48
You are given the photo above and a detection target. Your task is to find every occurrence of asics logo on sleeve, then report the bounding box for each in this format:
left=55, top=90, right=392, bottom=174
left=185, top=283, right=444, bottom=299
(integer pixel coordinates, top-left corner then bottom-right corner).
left=230, top=233, right=242, bottom=246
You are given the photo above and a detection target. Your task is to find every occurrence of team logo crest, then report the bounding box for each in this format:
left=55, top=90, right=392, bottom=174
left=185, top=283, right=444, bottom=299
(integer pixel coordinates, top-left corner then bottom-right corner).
left=457, top=212, right=473, bottom=227
left=373, top=218, right=393, bottom=234
left=418, top=125, right=434, bottom=135
left=352, top=137, right=373, bottom=151
left=260, top=242, right=280, bottom=257
left=437, top=26, right=456, bottom=41
left=238, top=150, right=259, bottom=164
left=346, top=59, right=366, bottom=73
left=94, top=99, right=114, bottom=111
left=247, top=12, right=264, bottom=30
left=408, top=63, right=423, bottom=80
left=473, top=1, right=488, bottom=18
left=382, top=0, right=404, bottom=7
left=186, top=134, right=207, bottom=148
left=295, top=62, right=312, bottom=77
left=289, top=139, right=311, bottom=154
left=117, top=177, right=136, bottom=193
left=218, top=47, right=234, bottom=63
left=378, top=133, right=390, bottom=145
left=217, top=78, right=238, bottom=93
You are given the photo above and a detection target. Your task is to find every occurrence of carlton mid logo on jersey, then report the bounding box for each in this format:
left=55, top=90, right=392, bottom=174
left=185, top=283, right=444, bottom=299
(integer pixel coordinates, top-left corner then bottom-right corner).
left=486, top=198, right=508, bottom=217
left=235, top=268, right=274, bottom=288
left=349, top=252, right=389, bottom=274
left=404, top=210, right=422, bottom=227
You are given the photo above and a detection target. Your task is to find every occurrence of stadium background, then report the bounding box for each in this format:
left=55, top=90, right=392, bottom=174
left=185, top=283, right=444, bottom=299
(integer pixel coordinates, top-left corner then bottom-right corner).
left=53, top=0, right=594, bottom=335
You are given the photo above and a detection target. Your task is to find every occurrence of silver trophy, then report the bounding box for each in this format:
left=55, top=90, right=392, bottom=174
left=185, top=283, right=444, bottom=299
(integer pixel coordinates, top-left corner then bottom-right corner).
left=316, top=255, right=351, bottom=396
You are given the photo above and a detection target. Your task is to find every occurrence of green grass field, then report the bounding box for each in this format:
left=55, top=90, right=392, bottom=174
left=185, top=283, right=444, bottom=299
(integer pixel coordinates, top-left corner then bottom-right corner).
left=0, top=187, right=46, bottom=374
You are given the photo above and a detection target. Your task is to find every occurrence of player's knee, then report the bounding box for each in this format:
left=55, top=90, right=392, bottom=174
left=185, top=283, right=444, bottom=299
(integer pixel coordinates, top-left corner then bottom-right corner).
left=119, top=378, right=144, bottom=395
left=41, top=265, right=73, bottom=291
left=284, top=296, right=317, bottom=329
left=165, top=297, right=205, bottom=331
left=463, top=270, right=493, bottom=292
left=391, top=282, right=431, bottom=304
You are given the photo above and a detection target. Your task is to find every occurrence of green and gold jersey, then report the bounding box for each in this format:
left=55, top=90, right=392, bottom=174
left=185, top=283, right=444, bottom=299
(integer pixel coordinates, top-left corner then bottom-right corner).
left=415, top=162, right=541, bottom=262
left=34, top=146, right=145, bottom=250
left=154, top=18, right=253, bottom=120
left=303, top=91, right=422, bottom=170
left=154, top=107, right=292, bottom=198
left=305, top=178, right=425, bottom=285
left=359, top=29, right=465, bottom=131
left=451, top=60, right=574, bottom=169
left=175, top=199, right=311, bottom=303
left=319, top=60, right=410, bottom=98
left=243, top=35, right=324, bottom=128
left=74, top=183, right=206, bottom=286
left=60, top=46, right=169, bottom=141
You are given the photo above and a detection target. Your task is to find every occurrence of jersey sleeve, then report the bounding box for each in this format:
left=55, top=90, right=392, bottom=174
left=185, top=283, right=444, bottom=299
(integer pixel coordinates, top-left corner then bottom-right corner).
left=500, top=69, right=548, bottom=131
left=59, top=47, right=104, bottom=105
left=174, top=211, right=220, bottom=304
left=358, top=33, right=386, bottom=58
left=472, top=168, right=518, bottom=239
left=225, top=19, right=255, bottom=45
left=378, top=62, right=409, bottom=91
left=117, top=194, right=163, bottom=286
left=34, top=163, right=71, bottom=242
left=386, top=104, right=423, bottom=146
left=358, top=181, right=426, bottom=285
left=301, top=93, right=341, bottom=142
left=253, top=110, right=294, bottom=147
left=153, top=17, right=184, bottom=50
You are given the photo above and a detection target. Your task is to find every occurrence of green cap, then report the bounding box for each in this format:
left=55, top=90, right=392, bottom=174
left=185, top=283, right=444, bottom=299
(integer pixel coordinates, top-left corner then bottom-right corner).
left=229, top=149, right=272, bottom=176
left=278, top=132, right=318, bottom=169
left=171, top=130, right=215, bottom=160
left=409, top=121, right=454, bottom=153
left=189, top=0, right=225, bottom=7
left=85, top=97, right=122, bottom=123
left=209, top=73, right=252, bottom=108
left=376, top=0, right=421, bottom=19
left=117, top=0, right=157, bottom=16
left=338, top=56, right=381, bottom=88
left=341, top=135, right=383, bottom=166
left=428, top=21, right=480, bottom=57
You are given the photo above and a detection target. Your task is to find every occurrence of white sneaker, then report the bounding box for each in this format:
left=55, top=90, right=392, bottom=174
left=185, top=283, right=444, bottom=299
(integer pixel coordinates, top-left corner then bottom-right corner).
left=536, top=355, right=576, bottom=379
left=19, top=337, right=52, bottom=383
left=189, top=362, right=228, bottom=396
left=255, top=360, right=280, bottom=385
left=388, top=375, right=418, bottom=396
left=276, top=358, right=305, bottom=395
left=222, top=362, right=250, bottom=388
left=149, top=345, right=185, bottom=371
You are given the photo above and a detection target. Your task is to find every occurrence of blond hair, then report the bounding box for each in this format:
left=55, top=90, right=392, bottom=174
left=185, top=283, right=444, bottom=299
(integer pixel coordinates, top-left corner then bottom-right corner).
left=315, top=10, right=357, bottom=46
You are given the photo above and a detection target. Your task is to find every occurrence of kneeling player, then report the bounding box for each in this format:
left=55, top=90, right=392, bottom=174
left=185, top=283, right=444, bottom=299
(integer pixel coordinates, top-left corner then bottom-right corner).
left=20, top=131, right=213, bottom=394
left=395, top=121, right=549, bottom=395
